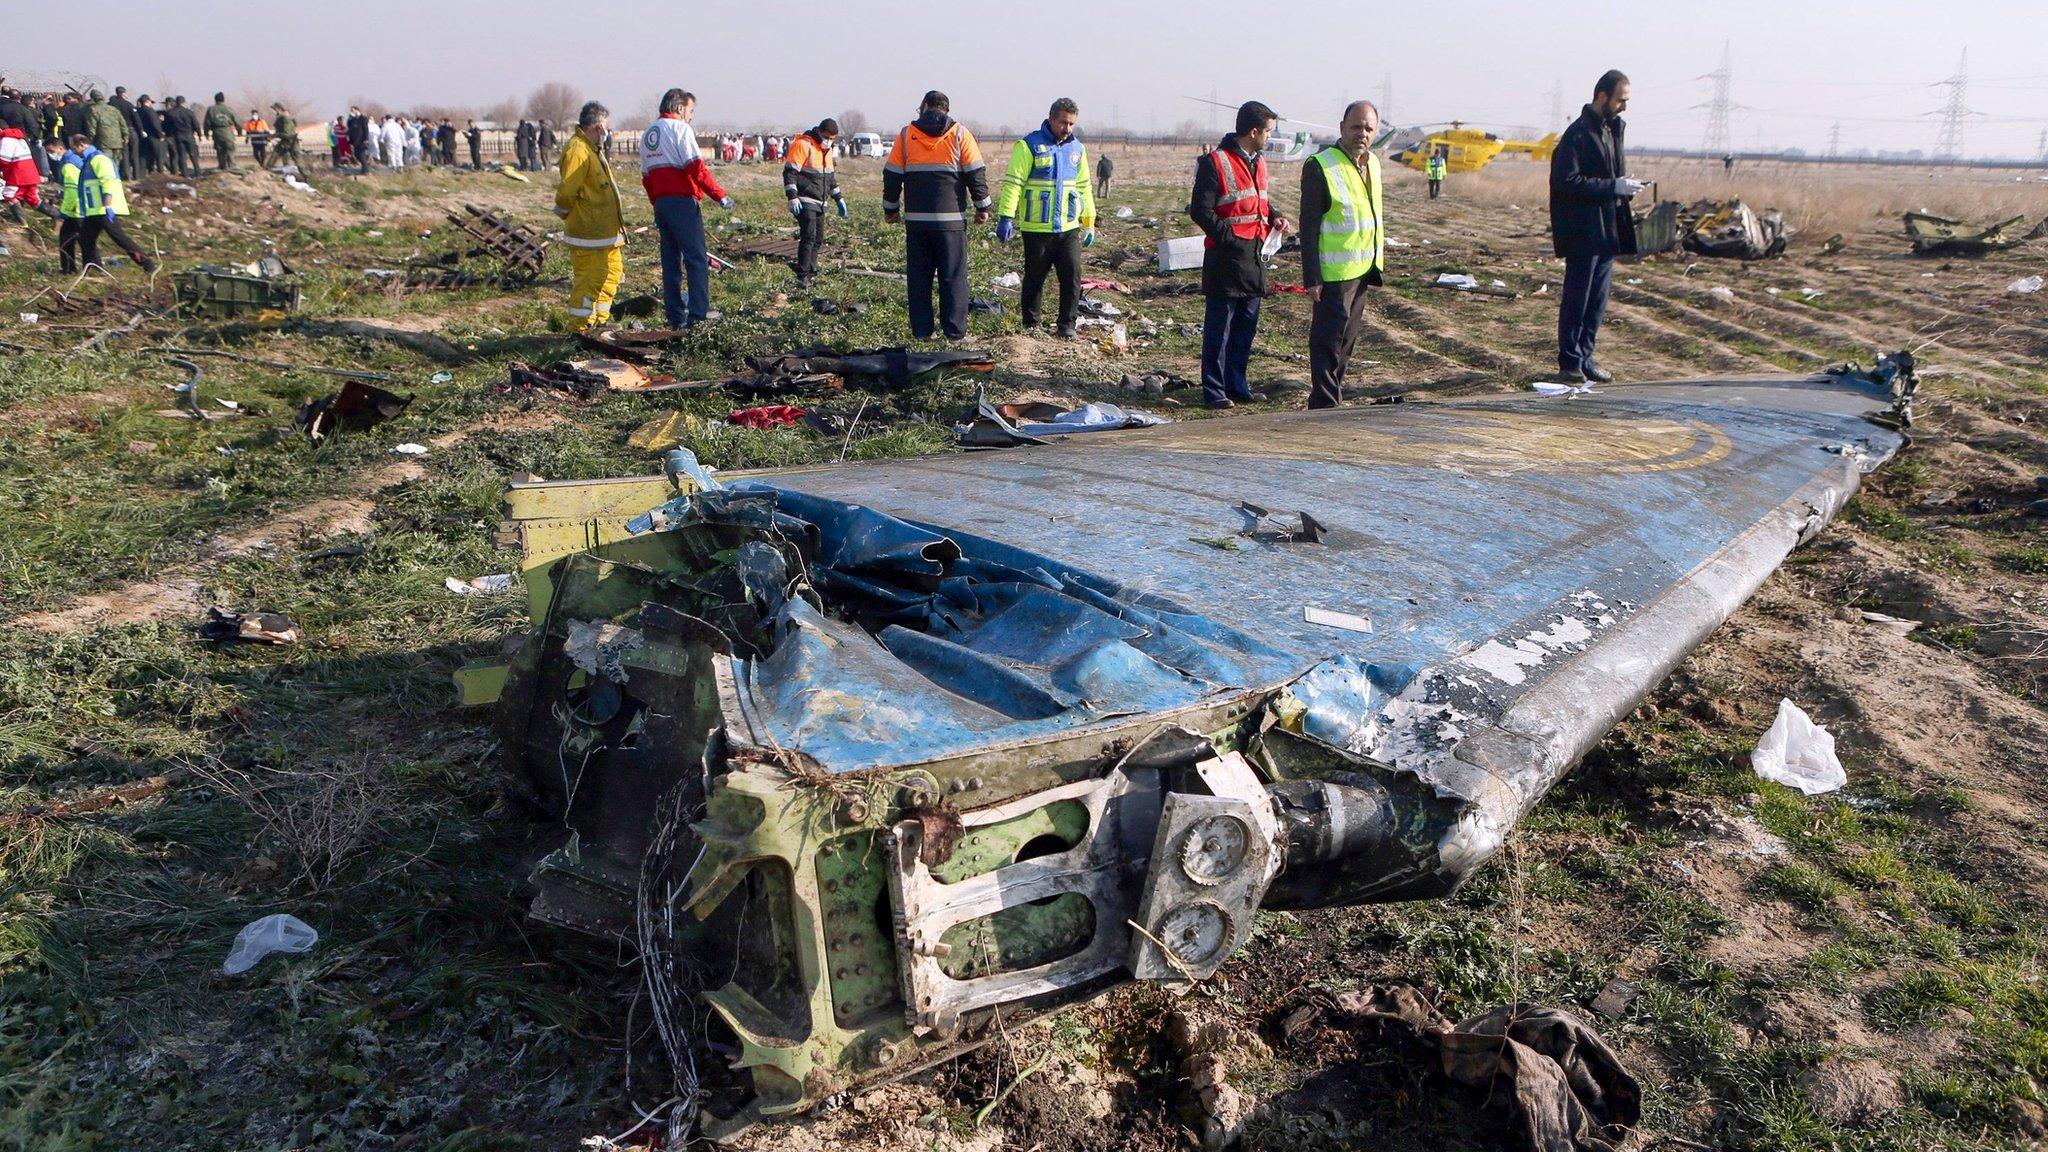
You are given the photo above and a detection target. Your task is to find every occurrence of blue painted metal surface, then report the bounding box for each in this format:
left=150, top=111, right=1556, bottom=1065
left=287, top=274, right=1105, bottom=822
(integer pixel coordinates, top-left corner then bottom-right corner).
left=712, top=376, right=1898, bottom=772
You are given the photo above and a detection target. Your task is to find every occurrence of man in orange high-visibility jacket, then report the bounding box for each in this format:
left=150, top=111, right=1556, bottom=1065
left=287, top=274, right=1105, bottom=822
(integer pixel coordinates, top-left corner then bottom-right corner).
left=782, top=119, right=846, bottom=287
left=882, top=91, right=991, bottom=341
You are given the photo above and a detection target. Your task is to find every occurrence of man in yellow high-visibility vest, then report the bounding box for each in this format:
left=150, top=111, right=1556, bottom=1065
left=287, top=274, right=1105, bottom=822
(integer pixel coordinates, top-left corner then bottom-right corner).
left=1299, top=101, right=1385, bottom=410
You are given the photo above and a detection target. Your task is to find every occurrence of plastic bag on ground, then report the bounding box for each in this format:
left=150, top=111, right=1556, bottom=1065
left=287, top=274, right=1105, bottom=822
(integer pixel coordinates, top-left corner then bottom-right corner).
left=224, top=914, right=319, bottom=974
left=2007, top=275, right=2043, bottom=294
left=1751, top=698, right=1845, bottom=795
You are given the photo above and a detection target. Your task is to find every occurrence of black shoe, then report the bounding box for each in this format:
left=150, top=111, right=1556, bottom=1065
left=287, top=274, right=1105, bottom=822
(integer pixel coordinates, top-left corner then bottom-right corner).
left=1228, top=391, right=1269, bottom=404
left=1055, top=326, right=1077, bottom=340
left=1582, top=364, right=1614, bottom=384
left=1205, top=397, right=1235, bottom=410
left=138, top=256, right=159, bottom=275
left=1557, top=369, right=1587, bottom=384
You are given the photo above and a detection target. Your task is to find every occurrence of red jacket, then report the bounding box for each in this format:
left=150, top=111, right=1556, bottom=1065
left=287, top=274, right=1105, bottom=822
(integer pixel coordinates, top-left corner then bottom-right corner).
left=0, top=128, right=39, bottom=206
left=640, top=114, right=729, bottom=203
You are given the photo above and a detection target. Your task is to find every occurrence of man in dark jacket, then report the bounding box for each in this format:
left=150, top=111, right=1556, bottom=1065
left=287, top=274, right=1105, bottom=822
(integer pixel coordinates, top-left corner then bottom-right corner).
left=464, top=120, right=483, bottom=168
left=345, top=107, right=371, bottom=173
left=537, top=120, right=557, bottom=168
left=514, top=119, right=535, bottom=170
left=169, top=97, right=204, bottom=177
left=58, top=94, right=91, bottom=144
left=1187, top=100, right=1289, bottom=408
left=134, top=95, right=163, bottom=175
left=437, top=119, right=457, bottom=166
left=1548, top=69, right=1644, bottom=384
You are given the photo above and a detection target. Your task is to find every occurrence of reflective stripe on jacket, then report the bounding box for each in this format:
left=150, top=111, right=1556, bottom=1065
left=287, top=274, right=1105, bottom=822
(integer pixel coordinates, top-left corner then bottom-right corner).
left=1426, top=155, right=1446, bottom=179
left=781, top=131, right=839, bottom=206
left=996, top=122, right=1094, bottom=234
left=882, top=113, right=991, bottom=230
left=555, top=132, right=623, bottom=248
left=61, top=149, right=127, bottom=217
left=1205, top=146, right=1269, bottom=248
left=1311, top=147, right=1383, bottom=283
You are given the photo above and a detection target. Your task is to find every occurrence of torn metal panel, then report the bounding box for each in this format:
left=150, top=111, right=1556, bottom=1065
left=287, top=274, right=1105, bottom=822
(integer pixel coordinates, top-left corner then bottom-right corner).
left=483, top=360, right=1909, bottom=1131
left=1903, top=210, right=2046, bottom=256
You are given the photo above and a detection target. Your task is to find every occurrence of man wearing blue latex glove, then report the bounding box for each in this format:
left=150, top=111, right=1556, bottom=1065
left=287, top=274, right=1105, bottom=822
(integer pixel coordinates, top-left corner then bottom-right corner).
left=782, top=118, right=844, bottom=287
left=995, top=97, right=1094, bottom=338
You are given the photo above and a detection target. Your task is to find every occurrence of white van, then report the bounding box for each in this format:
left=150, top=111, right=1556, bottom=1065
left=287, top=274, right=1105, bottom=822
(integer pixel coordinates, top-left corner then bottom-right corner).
left=845, top=132, right=888, bottom=159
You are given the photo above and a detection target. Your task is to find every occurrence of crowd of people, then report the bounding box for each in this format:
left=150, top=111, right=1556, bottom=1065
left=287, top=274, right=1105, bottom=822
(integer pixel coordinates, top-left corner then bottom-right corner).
left=4, top=70, right=1644, bottom=400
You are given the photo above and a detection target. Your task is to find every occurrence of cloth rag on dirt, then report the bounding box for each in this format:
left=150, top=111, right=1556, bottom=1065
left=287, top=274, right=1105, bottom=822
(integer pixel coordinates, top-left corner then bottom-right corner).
left=1329, top=985, right=1640, bottom=1152
left=729, top=405, right=808, bottom=430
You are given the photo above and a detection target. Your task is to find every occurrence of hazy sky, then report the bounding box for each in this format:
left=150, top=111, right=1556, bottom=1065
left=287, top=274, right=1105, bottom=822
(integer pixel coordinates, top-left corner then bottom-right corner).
left=11, top=0, right=2048, bottom=158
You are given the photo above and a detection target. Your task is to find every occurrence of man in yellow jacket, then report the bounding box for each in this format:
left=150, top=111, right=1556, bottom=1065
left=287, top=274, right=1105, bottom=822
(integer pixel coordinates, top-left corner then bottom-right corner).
left=995, top=97, right=1095, bottom=337
left=554, top=101, right=625, bottom=331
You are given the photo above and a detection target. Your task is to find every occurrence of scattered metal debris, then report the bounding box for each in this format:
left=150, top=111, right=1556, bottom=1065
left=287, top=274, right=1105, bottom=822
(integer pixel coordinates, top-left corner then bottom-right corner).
left=174, top=263, right=302, bottom=318
left=469, top=362, right=1909, bottom=1130
left=198, top=607, right=302, bottom=645
left=1903, top=211, right=2047, bottom=256
left=295, top=380, right=413, bottom=440
left=1318, top=985, right=1640, bottom=1152
left=445, top=204, right=548, bottom=283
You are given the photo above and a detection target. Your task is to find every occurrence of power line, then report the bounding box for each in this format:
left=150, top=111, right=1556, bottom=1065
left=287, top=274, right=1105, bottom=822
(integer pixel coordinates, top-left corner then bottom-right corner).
left=1933, top=49, right=1971, bottom=160
left=1695, top=40, right=1739, bottom=156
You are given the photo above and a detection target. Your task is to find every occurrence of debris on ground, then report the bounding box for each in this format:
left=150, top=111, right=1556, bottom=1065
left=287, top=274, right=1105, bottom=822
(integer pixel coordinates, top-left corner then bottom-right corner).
left=564, top=357, right=655, bottom=392
left=222, top=914, right=319, bottom=975
left=1319, top=985, right=1641, bottom=1152
left=1903, top=211, right=2047, bottom=256
left=1751, top=698, right=1846, bottom=795
left=390, top=443, right=429, bottom=456
left=956, top=395, right=1167, bottom=446
left=1164, top=1008, right=1263, bottom=1152
left=2007, top=275, right=2043, bottom=294
left=0, top=776, right=169, bottom=830
left=295, top=380, right=413, bottom=440
left=1684, top=199, right=1789, bottom=259
left=173, top=259, right=302, bottom=318
left=445, top=574, right=514, bottom=596
left=1238, top=501, right=1325, bottom=544
left=1433, top=272, right=1519, bottom=298
left=728, top=405, right=807, bottom=430
left=627, top=411, right=709, bottom=452
left=502, top=361, right=609, bottom=400
left=197, top=607, right=302, bottom=646
left=1587, top=979, right=1640, bottom=1021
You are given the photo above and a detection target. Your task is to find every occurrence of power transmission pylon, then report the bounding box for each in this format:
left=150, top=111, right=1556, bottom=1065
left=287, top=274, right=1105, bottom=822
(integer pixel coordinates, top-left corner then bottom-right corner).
left=1549, top=79, right=1563, bottom=129
left=2038, top=128, right=2047, bottom=163
left=1380, top=74, right=1394, bottom=128
left=1827, top=122, right=1841, bottom=160
left=1932, top=49, right=1970, bottom=161
left=1695, top=40, right=1737, bottom=158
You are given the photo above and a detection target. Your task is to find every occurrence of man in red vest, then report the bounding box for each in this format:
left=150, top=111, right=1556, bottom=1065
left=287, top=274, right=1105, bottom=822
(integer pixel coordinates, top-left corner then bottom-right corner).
left=1187, top=101, right=1289, bottom=409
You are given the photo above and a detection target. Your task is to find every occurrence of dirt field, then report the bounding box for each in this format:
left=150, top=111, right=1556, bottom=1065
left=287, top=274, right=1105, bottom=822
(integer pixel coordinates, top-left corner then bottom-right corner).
left=2, top=142, right=2046, bottom=1152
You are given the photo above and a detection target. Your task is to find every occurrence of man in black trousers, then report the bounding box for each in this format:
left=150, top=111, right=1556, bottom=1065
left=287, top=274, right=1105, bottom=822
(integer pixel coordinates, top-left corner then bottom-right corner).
left=1548, top=69, right=1644, bottom=385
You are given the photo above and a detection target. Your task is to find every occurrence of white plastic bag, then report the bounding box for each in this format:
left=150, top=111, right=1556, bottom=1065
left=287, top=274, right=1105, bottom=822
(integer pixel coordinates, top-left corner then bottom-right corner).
left=223, top=914, right=319, bottom=975
left=2007, top=275, right=2043, bottom=294
left=1751, top=699, right=1845, bottom=795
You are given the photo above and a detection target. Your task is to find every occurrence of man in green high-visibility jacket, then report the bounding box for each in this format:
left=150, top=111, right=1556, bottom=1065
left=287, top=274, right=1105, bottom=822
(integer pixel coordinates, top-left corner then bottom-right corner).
left=59, top=135, right=157, bottom=274
left=1299, top=100, right=1386, bottom=410
left=1427, top=147, right=1447, bottom=199
left=994, top=97, right=1096, bottom=337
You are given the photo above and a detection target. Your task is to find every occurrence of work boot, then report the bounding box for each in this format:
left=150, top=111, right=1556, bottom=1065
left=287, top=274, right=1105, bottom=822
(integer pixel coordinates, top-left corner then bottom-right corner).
left=1227, top=391, right=1269, bottom=404
left=138, top=255, right=159, bottom=275
left=1205, top=397, right=1235, bottom=410
left=1557, top=369, right=1587, bottom=384
left=1056, top=325, right=1077, bottom=340
left=1582, top=364, right=1614, bottom=384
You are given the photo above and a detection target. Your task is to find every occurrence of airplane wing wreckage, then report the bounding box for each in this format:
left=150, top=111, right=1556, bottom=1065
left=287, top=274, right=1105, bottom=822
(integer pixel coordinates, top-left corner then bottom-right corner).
left=462, top=358, right=1915, bottom=1135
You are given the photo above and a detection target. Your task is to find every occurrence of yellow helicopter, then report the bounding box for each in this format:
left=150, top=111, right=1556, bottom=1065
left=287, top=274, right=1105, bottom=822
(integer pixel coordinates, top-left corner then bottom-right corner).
left=1390, top=122, right=1559, bottom=174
